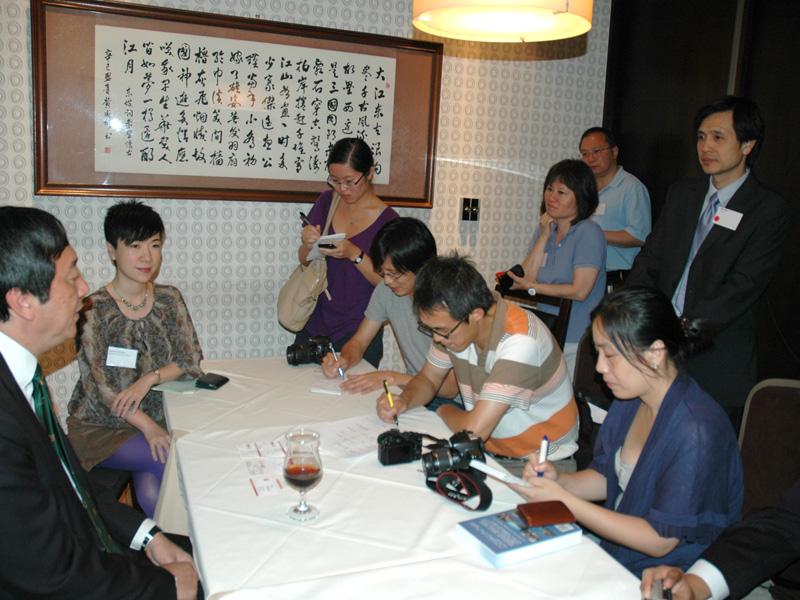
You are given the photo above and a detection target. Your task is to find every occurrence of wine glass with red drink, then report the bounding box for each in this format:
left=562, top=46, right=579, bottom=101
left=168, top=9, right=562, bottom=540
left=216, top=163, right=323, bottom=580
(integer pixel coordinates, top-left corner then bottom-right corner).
left=283, top=429, right=323, bottom=521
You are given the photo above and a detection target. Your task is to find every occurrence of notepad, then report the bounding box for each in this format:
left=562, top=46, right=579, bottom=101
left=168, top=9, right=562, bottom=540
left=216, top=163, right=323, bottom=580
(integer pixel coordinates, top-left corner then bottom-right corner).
left=306, top=233, right=346, bottom=260
left=309, top=377, right=344, bottom=396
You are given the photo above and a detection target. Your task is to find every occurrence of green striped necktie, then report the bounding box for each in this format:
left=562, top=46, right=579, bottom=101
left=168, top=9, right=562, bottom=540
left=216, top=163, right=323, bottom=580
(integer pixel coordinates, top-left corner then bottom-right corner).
left=32, top=365, right=124, bottom=554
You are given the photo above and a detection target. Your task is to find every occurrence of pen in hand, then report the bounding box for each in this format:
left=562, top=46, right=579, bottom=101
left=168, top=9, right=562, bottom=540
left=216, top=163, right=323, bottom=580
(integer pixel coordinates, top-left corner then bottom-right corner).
left=328, top=343, right=344, bottom=379
left=299, top=211, right=313, bottom=228
left=538, top=435, right=549, bottom=477
left=383, top=380, right=399, bottom=428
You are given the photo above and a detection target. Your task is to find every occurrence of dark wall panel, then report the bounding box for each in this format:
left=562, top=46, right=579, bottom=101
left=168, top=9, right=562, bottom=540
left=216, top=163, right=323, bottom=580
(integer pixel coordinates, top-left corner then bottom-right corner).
left=739, top=0, right=800, bottom=381
left=604, top=0, right=738, bottom=219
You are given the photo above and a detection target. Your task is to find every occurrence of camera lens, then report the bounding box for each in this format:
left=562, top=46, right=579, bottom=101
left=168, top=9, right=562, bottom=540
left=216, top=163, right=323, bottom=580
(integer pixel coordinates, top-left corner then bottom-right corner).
left=421, top=447, right=456, bottom=476
left=286, top=343, right=312, bottom=366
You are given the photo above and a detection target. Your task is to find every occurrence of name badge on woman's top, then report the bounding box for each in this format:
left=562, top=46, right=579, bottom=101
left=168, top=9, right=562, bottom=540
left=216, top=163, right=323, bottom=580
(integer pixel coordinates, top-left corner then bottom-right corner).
left=106, top=346, right=138, bottom=368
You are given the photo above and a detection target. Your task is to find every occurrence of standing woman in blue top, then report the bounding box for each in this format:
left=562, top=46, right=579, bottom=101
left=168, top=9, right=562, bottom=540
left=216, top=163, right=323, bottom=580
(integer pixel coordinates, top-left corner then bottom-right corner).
left=513, top=287, right=743, bottom=577
left=507, top=159, right=606, bottom=376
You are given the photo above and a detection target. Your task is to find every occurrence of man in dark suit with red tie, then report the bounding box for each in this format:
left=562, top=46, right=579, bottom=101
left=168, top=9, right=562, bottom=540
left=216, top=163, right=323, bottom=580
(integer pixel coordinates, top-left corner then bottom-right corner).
left=0, top=207, right=198, bottom=599
left=627, top=96, right=792, bottom=433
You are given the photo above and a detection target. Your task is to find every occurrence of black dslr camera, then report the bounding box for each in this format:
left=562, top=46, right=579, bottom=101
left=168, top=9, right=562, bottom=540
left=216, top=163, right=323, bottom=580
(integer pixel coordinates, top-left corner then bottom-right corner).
left=286, top=335, right=333, bottom=366
left=421, top=431, right=486, bottom=477
left=377, top=430, right=423, bottom=465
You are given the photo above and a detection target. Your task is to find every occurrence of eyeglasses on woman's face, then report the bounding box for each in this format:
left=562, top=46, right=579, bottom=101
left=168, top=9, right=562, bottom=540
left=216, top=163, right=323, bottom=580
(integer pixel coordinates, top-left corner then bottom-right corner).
left=326, top=172, right=365, bottom=190
left=375, top=268, right=408, bottom=283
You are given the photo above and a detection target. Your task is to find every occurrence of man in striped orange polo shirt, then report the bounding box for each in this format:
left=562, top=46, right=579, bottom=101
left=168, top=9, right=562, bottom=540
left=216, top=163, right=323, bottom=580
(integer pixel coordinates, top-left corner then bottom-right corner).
left=376, top=253, right=578, bottom=476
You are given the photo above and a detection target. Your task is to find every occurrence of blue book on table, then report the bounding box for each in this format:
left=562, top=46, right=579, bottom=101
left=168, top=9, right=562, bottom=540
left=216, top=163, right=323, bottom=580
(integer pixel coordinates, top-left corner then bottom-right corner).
left=457, top=507, right=582, bottom=568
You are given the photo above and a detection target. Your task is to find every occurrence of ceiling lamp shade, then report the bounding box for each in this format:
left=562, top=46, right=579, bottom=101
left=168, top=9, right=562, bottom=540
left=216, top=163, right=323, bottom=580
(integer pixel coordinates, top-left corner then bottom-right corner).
left=412, top=0, right=593, bottom=43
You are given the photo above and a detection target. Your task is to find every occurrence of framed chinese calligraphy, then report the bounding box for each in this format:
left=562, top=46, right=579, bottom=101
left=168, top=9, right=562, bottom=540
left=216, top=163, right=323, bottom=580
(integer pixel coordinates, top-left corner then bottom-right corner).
left=31, top=0, right=442, bottom=207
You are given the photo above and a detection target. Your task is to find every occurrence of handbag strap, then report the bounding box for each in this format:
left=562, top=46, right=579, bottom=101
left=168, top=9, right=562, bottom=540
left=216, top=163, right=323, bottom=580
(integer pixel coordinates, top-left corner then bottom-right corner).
left=321, top=192, right=341, bottom=236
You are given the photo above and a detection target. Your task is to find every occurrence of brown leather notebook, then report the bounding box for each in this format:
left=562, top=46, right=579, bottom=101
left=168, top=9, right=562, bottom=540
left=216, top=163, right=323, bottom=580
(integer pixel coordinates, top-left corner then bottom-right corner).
left=517, top=501, right=575, bottom=528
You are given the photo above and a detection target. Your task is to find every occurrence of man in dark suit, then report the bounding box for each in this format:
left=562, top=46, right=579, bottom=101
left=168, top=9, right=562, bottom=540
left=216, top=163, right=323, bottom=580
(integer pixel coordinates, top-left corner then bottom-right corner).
left=0, top=207, right=197, bottom=599
left=627, top=96, right=792, bottom=433
left=640, top=476, right=800, bottom=600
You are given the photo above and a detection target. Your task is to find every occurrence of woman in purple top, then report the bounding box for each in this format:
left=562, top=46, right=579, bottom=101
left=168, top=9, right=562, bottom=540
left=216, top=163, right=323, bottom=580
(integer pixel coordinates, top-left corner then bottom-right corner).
left=295, top=138, right=398, bottom=367
left=514, top=287, right=743, bottom=577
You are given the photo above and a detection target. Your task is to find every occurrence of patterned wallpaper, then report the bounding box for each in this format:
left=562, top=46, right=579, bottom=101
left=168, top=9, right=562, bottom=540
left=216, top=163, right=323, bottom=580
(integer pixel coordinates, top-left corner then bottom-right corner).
left=0, top=0, right=610, bottom=421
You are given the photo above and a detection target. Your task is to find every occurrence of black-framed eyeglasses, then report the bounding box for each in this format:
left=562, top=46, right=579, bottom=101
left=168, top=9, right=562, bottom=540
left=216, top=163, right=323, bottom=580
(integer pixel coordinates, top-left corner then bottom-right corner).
left=417, top=319, right=464, bottom=340
left=326, top=172, right=365, bottom=190
left=579, top=147, right=611, bottom=159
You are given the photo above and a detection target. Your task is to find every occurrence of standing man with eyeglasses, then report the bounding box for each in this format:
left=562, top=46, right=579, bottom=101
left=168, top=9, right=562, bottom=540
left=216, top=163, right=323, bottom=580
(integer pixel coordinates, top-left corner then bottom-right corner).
left=376, top=253, right=579, bottom=476
left=627, top=96, right=793, bottom=434
left=579, top=127, right=651, bottom=290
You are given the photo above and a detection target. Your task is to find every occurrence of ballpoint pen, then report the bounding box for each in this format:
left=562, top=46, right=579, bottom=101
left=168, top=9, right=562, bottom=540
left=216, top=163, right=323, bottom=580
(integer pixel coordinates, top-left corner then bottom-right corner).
left=538, top=435, right=549, bottom=477
left=383, top=380, right=399, bottom=428
left=299, top=211, right=313, bottom=227
left=328, top=343, right=344, bottom=379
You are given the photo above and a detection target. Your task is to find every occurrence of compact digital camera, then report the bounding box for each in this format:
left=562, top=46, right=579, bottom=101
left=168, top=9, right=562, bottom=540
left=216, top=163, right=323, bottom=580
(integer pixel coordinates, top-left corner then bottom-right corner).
left=377, top=430, right=423, bottom=466
left=421, top=430, right=486, bottom=477
left=286, top=335, right=333, bottom=366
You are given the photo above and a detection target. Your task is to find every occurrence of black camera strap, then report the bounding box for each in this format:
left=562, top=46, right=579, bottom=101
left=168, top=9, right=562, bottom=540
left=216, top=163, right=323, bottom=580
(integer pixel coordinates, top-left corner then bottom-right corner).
left=426, top=468, right=492, bottom=511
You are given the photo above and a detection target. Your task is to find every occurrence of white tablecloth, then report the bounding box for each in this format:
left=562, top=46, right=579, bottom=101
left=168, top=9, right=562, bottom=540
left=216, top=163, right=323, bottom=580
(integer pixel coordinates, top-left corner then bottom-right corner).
left=163, top=358, right=641, bottom=599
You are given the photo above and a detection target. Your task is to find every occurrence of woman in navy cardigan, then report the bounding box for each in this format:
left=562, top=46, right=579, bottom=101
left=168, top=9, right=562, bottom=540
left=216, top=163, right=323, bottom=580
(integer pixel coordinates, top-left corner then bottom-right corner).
left=514, top=286, right=743, bottom=577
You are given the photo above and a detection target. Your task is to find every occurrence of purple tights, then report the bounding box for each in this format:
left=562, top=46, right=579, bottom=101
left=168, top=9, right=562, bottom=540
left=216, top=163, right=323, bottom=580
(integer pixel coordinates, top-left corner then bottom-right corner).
left=99, top=433, right=165, bottom=517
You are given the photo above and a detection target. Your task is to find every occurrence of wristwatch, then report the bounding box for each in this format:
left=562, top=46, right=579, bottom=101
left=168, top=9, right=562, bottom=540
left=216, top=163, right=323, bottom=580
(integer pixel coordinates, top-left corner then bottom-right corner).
left=353, top=250, right=365, bottom=264
left=141, top=524, right=163, bottom=550
left=527, top=286, right=537, bottom=297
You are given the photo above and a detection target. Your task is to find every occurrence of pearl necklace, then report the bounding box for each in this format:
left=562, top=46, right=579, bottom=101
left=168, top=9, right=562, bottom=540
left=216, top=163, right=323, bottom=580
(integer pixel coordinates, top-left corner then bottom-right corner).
left=113, top=283, right=149, bottom=312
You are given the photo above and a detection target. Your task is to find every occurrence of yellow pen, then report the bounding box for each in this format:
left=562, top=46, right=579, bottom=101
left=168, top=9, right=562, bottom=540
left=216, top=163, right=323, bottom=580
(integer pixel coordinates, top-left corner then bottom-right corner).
left=383, top=380, right=399, bottom=428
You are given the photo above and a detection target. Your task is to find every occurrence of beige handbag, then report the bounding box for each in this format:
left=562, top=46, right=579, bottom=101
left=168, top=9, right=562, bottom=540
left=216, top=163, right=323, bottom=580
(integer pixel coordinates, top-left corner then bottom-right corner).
left=277, top=193, right=341, bottom=332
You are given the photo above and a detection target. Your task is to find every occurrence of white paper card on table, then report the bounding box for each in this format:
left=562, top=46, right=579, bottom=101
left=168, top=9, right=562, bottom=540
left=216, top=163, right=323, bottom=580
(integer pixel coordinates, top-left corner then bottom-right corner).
left=310, top=377, right=344, bottom=396
left=244, top=459, right=274, bottom=476
left=237, top=441, right=285, bottom=459
left=250, top=476, right=283, bottom=497
left=306, top=233, right=347, bottom=260
left=314, top=414, right=394, bottom=459
left=153, top=379, right=200, bottom=394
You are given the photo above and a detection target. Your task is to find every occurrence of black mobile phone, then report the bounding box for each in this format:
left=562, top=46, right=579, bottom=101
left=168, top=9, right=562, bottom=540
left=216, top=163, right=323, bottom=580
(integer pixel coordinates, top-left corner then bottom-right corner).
left=498, top=264, right=524, bottom=289
left=195, top=373, right=230, bottom=390
left=318, top=243, right=336, bottom=249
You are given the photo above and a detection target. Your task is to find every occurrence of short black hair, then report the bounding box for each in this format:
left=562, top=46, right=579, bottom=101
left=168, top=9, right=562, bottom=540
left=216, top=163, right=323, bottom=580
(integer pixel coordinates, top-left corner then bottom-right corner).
left=541, top=159, right=599, bottom=224
left=694, top=95, right=764, bottom=168
left=413, top=252, right=494, bottom=322
left=579, top=126, right=617, bottom=150
left=0, top=207, right=69, bottom=322
left=592, top=286, right=711, bottom=370
left=104, top=200, right=165, bottom=247
left=369, top=218, right=437, bottom=276
left=326, top=137, right=375, bottom=175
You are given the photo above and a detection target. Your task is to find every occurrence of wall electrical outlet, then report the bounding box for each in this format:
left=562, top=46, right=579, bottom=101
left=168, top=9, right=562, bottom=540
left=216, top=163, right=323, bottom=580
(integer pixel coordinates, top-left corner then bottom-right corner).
left=461, top=197, right=480, bottom=222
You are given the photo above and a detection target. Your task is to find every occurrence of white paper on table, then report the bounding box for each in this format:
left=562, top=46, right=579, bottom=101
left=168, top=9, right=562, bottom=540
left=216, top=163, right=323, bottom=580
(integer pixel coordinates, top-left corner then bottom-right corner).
left=153, top=379, right=200, bottom=394
left=315, top=413, right=394, bottom=459
left=249, top=476, right=283, bottom=497
left=309, top=377, right=344, bottom=396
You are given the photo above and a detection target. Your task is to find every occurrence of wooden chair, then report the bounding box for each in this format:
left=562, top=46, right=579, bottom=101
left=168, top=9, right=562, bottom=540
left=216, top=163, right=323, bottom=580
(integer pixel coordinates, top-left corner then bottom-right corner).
left=495, top=285, right=572, bottom=349
left=738, top=378, right=800, bottom=514
left=87, top=466, right=137, bottom=507
left=571, top=331, right=615, bottom=470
